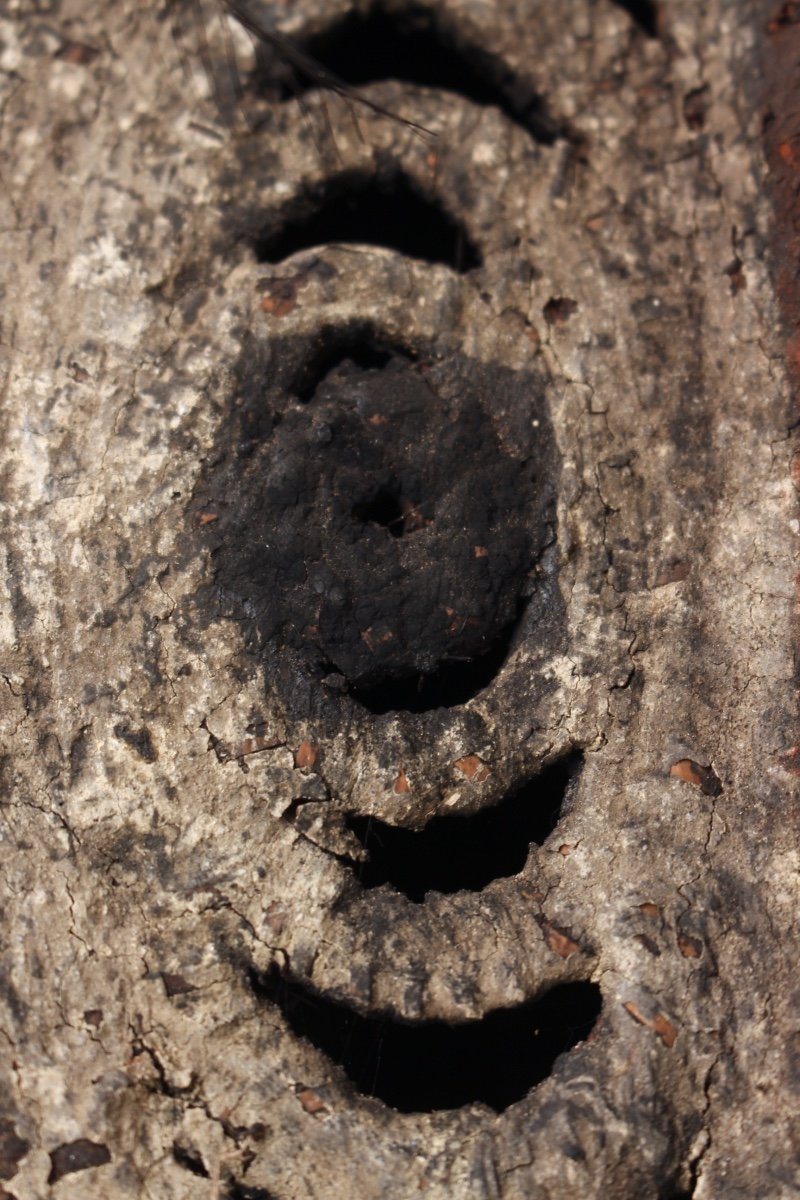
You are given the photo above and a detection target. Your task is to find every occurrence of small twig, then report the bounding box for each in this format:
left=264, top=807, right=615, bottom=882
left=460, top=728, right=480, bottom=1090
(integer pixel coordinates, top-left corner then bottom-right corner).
left=209, top=1146, right=242, bottom=1200
left=220, top=0, right=436, bottom=139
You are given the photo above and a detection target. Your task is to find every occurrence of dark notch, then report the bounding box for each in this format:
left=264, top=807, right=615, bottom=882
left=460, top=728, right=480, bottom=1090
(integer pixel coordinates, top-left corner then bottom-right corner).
left=250, top=964, right=602, bottom=1113
left=612, top=0, right=660, bottom=37
left=345, top=753, right=582, bottom=901
left=287, top=323, right=414, bottom=404
left=263, top=6, right=563, bottom=143
left=253, top=170, right=482, bottom=273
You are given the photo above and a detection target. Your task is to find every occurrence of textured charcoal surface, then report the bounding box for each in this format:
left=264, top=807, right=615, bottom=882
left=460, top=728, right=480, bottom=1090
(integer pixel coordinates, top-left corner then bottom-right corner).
left=201, top=349, right=552, bottom=690
left=0, top=1, right=798, bottom=1198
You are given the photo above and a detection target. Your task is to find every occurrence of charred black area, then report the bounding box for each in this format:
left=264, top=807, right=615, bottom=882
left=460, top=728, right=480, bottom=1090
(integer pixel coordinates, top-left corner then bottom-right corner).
left=613, top=0, right=660, bottom=36
left=345, top=753, right=582, bottom=900
left=253, top=170, right=481, bottom=273
left=196, top=339, right=558, bottom=711
left=256, top=6, right=563, bottom=142
left=349, top=602, right=523, bottom=713
left=249, top=964, right=602, bottom=1112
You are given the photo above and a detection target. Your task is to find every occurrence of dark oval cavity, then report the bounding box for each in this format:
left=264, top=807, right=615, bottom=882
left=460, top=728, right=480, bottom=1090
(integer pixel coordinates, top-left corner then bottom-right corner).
left=257, top=6, right=564, bottom=143
left=250, top=963, right=602, bottom=1113
left=197, top=338, right=556, bottom=709
left=345, top=753, right=583, bottom=901
left=253, top=170, right=482, bottom=273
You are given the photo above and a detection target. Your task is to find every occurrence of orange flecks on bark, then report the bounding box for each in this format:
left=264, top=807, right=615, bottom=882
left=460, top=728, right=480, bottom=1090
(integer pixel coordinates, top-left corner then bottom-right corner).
left=541, top=921, right=581, bottom=959
left=623, top=1001, right=678, bottom=1048
left=454, top=755, right=491, bottom=783
left=297, top=1088, right=329, bottom=1117
left=294, top=741, right=318, bottom=769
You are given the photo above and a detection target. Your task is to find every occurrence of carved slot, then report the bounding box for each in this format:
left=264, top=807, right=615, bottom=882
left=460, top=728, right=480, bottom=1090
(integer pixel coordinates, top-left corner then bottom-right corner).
left=250, top=964, right=602, bottom=1113
left=345, top=753, right=582, bottom=900
left=261, top=6, right=563, bottom=143
left=253, top=170, right=482, bottom=272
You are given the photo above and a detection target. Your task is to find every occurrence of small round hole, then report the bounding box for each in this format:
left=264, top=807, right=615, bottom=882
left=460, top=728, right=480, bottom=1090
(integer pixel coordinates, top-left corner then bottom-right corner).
left=352, top=487, right=424, bottom=538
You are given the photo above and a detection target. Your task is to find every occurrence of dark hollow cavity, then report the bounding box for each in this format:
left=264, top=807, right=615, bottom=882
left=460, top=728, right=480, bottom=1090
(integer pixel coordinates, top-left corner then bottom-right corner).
left=266, top=7, right=562, bottom=143
left=250, top=964, right=602, bottom=1113
left=612, top=0, right=660, bottom=36
left=346, top=753, right=582, bottom=901
left=253, top=171, right=481, bottom=273
left=352, top=486, right=409, bottom=538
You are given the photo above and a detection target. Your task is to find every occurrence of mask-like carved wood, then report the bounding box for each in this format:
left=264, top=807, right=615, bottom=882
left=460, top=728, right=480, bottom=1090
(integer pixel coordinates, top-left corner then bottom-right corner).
left=0, top=2, right=795, bottom=1199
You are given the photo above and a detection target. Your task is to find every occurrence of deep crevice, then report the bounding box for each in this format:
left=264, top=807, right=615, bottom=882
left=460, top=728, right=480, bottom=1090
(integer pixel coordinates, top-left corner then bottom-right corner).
left=613, top=0, right=660, bottom=36
left=345, top=753, right=582, bottom=901
left=172, top=1143, right=210, bottom=1179
left=249, top=964, right=602, bottom=1112
left=253, top=170, right=481, bottom=272
left=262, top=6, right=563, bottom=142
left=348, top=600, right=524, bottom=714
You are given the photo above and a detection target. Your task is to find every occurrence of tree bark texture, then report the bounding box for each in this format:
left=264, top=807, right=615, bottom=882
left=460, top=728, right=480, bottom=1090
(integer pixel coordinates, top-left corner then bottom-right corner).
left=0, top=1, right=797, bottom=1197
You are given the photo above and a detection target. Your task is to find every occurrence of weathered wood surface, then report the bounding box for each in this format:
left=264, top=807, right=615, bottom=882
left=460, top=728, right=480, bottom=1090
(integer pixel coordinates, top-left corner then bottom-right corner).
left=0, top=1, right=797, bottom=1197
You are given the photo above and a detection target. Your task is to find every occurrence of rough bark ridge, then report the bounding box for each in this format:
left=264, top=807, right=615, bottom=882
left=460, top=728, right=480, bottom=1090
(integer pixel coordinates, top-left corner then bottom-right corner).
left=0, top=1, right=797, bottom=1197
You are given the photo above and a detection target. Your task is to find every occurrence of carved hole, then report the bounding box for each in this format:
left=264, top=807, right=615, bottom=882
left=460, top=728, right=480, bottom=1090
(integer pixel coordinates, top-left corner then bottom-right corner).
left=252, top=170, right=482, bottom=272
left=345, top=753, right=582, bottom=900
left=249, top=965, right=602, bottom=1113
left=352, top=485, right=419, bottom=539
left=267, top=6, right=563, bottom=143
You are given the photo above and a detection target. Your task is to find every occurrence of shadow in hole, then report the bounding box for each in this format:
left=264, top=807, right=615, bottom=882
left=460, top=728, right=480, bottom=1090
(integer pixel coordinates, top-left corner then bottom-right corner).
left=268, top=7, right=563, bottom=143
left=288, top=324, right=415, bottom=403
left=253, top=171, right=482, bottom=272
left=227, top=1184, right=278, bottom=1200
left=613, top=0, right=659, bottom=36
left=352, top=486, right=409, bottom=538
left=172, top=1144, right=209, bottom=1179
left=345, top=754, right=582, bottom=902
left=250, top=964, right=602, bottom=1112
